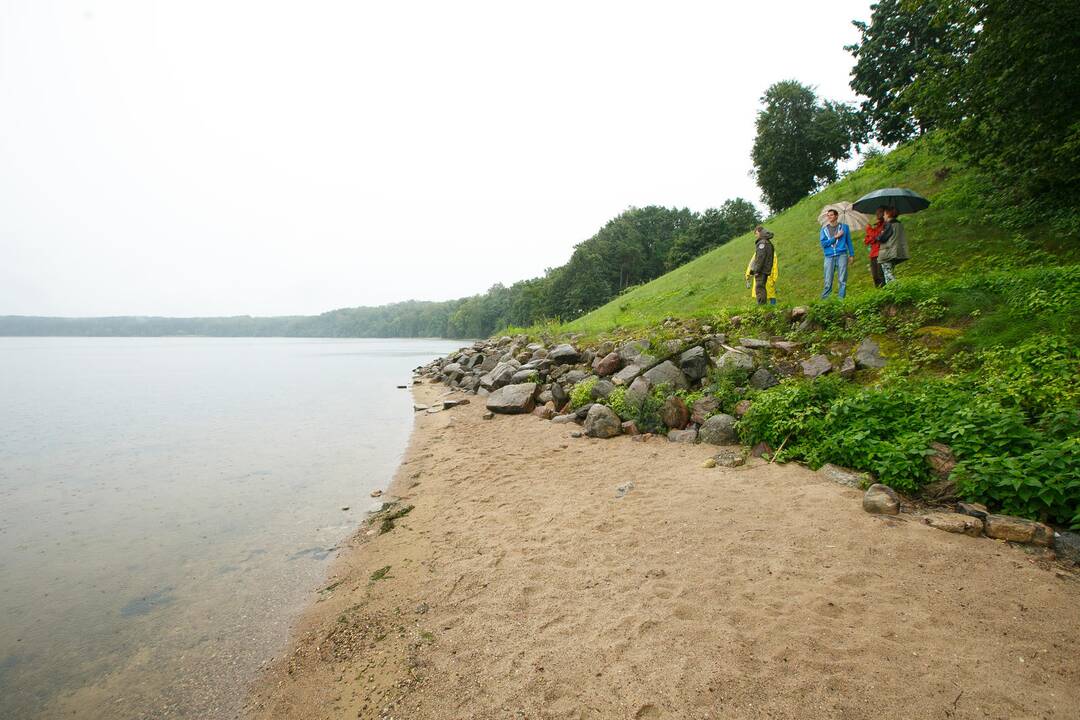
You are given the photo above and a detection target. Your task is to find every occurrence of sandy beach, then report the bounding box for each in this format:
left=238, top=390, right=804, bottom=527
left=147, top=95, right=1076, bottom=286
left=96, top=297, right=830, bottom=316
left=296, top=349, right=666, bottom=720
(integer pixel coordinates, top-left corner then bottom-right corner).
left=245, top=383, right=1080, bottom=720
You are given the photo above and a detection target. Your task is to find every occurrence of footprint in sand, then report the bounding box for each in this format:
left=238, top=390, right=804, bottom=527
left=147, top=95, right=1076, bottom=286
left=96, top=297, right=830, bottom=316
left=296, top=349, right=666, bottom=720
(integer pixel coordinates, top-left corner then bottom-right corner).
left=635, top=704, right=662, bottom=719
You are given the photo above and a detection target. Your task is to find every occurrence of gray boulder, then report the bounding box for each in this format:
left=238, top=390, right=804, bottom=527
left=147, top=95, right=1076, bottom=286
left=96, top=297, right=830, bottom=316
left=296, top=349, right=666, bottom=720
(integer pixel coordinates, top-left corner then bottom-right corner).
left=690, top=396, right=719, bottom=424
left=511, top=368, right=538, bottom=384
left=801, top=354, right=833, bottom=379
left=485, top=383, right=538, bottom=414
left=563, top=369, right=589, bottom=386
left=749, top=368, right=778, bottom=390
left=679, top=346, right=710, bottom=381
left=551, top=382, right=569, bottom=409
left=618, top=340, right=649, bottom=362
left=583, top=404, right=622, bottom=438
left=590, top=379, right=615, bottom=401
left=717, top=349, right=754, bottom=372
left=854, top=338, right=887, bottom=369
left=863, top=484, right=900, bottom=515
left=667, top=428, right=698, bottom=443
left=480, top=361, right=518, bottom=390
left=626, top=376, right=652, bottom=409
left=739, top=338, right=772, bottom=349
left=698, top=413, right=737, bottom=445
left=549, top=344, right=581, bottom=365
left=642, top=360, right=689, bottom=390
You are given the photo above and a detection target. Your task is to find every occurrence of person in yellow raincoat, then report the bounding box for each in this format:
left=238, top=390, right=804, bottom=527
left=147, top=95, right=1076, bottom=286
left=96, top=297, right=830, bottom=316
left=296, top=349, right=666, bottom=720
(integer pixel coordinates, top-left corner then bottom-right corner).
left=745, top=229, right=778, bottom=305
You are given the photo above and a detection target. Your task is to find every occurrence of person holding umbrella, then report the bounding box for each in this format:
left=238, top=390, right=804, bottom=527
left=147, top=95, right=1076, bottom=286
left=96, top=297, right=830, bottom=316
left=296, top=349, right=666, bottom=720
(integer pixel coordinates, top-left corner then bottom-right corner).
left=852, top=188, right=930, bottom=285
left=864, top=207, right=887, bottom=288
left=819, top=208, right=854, bottom=299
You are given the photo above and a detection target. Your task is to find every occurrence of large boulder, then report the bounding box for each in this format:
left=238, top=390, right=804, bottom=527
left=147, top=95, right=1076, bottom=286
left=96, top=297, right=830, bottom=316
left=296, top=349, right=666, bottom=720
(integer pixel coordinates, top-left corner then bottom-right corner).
left=749, top=368, right=778, bottom=390
left=486, top=383, right=538, bottom=414
left=678, top=346, right=710, bottom=381
left=661, top=396, right=690, bottom=429
left=717, top=349, right=754, bottom=372
left=590, top=379, right=615, bottom=401
left=618, top=340, right=649, bottom=362
left=583, top=404, right=622, bottom=438
left=511, top=368, right=538, bottom=384
left=863, top=484, right=900, bottom=515
left=549, top=344, right=581, bottom=365
left=593, top=351, right=622, bottom=376
left=642, top=360, right=689, bottom=390
left=801, top=354, right=833, bottom=379
left=698, top=413, right=737, bottom=445
left=690, top=396, right=719, bottom=424
left=983, top=514, right=1054, bottom=546
left=480, top=362, right=518, bottom=390
left=854, top=338, right=887, bottom=369
left=667, top=428, right=698, bottom=443
left=626, top=376, right=652, bottom=408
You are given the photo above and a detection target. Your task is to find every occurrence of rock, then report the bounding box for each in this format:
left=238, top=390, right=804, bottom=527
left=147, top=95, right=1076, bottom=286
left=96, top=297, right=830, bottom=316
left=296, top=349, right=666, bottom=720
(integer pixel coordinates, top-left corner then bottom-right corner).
left=570, top=431, right=583, bottom=438
left=370, top=489, right=383, bottom=498
left=549, top=344, right=581, bottom=365
left=573, top=403, right=596, bottom=420
left=441, top=362, right=463, bottom=379
left=551, top=382, right=569, bottom=408
left=661, top=396, right=690, bottom=429
left=921, top=477, right=958, bottom=502
left=621, top=420, right=640, bottom=435
left=537, top=389, right=553, bottom=405
left=926, top=442, right=957, bottom=480
left=733, top=399, right=752, bottom=417
left=771, top=340, right=801, bottom=354
left=594, top=351, right=622, bottom=376
left=551, top=414, right=576, bottom=424
left=863, top=484, right=901, bottom=515
left=924, top=512, right=983, bottom=537
left=413, top=404, right=429, bottom=412
left=626, top=376, right=652, bottom=408
left=612, top=363, right=643, bottom=386
left=563, top=369, right=589, bottom=386
left=818, top=463, right=871, bottom=489
left=590, top=379, right=615, bottom=401
left=667, top=428, right=698, bottom=443
left=511, top=368, right=538, bottom=384
left=717, top=349, right=754, bottom=372
left=583, top=404, right=622, bottom=438
left=678, top=346, right=710, bottom=381
left=713, top=449, right=745, bottom=467
left=690, top=396, right=719, bottom=424
left=854, top=338, right=887, bottom=369
left=790, top=306, right=808, bottom=322
left=739, top=337, right=772, bottom=349
left=702, top=458, right=717, bottom=468
left=983, top=514, right=1054, bottom=546
left=698, top=413, right=737, bottom=445
left=615, top=482, right=634, bottom=498
left=532, top=406, right=555, bottom=420
left=486, top=382, right=538, bottom=414
left=482, top=411, right=494, bottom=420
left=801, top=354, right=833, bottom=379
left=750, top=441, right=773, bottom=458
left=618, top=340, right=649, bottom=361
left=441, top=398, right=469, bottom=409
left=480, top=362, right=517, bottom=390
left=749, top=367, right=778, bottom=390
left=729, top=315, right=742, bottom=328
left=839, top=356, right=857, bottom=378
left=955, top=501, right=989, bottom=520
left=1054, top=531, right=1080, bottom=565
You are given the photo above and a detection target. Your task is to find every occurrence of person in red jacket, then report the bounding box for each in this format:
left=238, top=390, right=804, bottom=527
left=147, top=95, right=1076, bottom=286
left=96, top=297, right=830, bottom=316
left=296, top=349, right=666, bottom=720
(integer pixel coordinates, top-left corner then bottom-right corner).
left=863, top=207, right=886, bottom=288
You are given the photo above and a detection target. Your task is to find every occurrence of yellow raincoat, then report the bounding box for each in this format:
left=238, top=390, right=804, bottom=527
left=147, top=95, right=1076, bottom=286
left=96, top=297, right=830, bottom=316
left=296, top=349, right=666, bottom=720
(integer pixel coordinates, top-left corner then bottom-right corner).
left=745, top=253, right=778, bottom=301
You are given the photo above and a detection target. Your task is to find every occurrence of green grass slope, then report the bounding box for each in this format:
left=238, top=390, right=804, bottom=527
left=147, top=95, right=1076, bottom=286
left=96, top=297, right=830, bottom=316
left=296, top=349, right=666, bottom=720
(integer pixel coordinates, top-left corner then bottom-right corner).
left=567, top=137, right=1079, bottom=334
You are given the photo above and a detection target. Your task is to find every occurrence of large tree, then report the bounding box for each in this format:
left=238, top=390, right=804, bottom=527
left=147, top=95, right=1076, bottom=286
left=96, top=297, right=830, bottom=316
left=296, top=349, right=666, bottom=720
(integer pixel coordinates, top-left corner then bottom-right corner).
left=665, top=199, right=762, bottom=269
left=845, top=0, right=968, bottom=145
left=751, top=81, right=861, bottom=212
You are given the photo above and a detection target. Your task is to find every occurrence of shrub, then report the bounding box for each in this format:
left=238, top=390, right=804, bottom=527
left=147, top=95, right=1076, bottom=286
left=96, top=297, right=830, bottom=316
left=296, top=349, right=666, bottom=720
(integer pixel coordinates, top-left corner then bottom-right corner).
left=606, top=386, right=630, bottom=420
left=570, top=377, right=598, bottom=409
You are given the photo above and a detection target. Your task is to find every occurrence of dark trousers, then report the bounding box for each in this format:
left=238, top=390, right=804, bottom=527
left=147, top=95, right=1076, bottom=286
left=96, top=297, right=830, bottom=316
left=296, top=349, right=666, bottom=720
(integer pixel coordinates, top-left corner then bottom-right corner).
left=869, top=256, right=886, bottom=288
left=754, top=273, right=769, bottom=305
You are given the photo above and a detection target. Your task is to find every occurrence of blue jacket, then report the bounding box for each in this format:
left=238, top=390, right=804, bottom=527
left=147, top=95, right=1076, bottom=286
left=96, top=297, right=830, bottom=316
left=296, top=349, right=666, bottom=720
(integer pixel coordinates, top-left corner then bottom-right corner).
left=820, top=223, right=854, bottom=258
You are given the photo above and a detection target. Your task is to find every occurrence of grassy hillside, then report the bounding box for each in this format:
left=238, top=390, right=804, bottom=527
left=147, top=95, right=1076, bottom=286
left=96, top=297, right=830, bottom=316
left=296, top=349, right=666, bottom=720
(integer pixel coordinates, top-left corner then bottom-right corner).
left=566, top=136, right=1079, bottom=334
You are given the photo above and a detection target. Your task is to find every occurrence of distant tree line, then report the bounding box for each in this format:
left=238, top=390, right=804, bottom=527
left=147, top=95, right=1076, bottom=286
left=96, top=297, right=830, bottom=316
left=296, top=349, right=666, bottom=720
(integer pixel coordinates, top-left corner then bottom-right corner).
left=2, top=203, right=760, bottom=339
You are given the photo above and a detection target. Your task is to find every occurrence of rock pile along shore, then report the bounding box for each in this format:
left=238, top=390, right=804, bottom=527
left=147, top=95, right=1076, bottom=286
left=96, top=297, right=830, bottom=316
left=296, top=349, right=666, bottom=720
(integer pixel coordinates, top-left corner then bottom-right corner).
left=413, top=318, right=1079, bottom=565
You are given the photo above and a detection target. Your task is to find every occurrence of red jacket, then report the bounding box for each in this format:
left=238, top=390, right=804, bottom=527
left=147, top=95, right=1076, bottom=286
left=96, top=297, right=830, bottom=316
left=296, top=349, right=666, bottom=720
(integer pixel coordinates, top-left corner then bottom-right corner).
left=864, top=220, right=885, bottom=258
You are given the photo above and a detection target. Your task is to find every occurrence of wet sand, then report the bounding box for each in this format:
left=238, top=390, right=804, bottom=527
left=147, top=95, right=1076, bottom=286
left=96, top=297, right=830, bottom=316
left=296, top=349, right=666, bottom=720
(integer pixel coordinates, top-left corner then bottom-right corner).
left=245, top=383, right=1080, bottom=719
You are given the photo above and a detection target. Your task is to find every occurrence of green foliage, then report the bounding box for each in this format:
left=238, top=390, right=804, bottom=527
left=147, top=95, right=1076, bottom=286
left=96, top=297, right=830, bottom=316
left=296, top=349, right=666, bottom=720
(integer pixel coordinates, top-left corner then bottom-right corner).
left=570, top=377, right=598, bottom=409
left=702, top=365, right=753, bottom=414
left=624, top=385, right=668, bottom=434
left=752, top=80, right=862, bottom=212
left=606, top=386, right=630, bottom=420
left=369, top=566, right=392, bottom=582
left=665, top=200, right=762, bottom=270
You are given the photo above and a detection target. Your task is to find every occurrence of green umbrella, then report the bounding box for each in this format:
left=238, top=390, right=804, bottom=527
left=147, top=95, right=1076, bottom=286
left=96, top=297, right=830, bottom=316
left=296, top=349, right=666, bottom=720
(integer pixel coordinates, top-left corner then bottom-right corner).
left=852, top=187, right=931, bottom=214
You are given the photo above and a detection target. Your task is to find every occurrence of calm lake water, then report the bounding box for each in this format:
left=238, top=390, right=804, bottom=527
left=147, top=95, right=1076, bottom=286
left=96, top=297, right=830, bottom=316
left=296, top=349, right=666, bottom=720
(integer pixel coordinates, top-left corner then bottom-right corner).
left=0, top=337, right=462, bottom=720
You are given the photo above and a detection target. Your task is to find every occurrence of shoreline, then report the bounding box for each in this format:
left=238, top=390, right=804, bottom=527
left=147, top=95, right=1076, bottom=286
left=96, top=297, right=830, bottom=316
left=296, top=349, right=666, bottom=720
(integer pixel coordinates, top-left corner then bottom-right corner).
left=244, top=383, right=1080, bottom=719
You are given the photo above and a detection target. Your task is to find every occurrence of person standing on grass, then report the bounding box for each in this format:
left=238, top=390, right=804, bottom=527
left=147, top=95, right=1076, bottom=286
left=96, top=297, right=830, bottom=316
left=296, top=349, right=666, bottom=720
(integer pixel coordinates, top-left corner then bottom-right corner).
left=820, top=208, right=854, bottom=298
left=746, top=226, right=776, bottom=305
left=864, top=207, right=886, bottom=288
left=875, top=206, right=910, bottom=284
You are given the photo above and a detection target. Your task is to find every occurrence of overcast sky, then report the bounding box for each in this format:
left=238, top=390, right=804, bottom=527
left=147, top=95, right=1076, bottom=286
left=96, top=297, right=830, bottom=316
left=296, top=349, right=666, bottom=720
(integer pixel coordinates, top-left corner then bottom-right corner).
left=0, top=0, right=873, bottom=317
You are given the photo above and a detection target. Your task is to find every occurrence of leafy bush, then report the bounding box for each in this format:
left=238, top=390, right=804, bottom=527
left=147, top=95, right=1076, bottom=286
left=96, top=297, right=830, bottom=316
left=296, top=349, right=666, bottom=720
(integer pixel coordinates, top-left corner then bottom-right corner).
left=625, top=385, right=668, bottom=433
left=606, top=386, right=630, bottom=420
left=570, top=377, right=598, bottom=409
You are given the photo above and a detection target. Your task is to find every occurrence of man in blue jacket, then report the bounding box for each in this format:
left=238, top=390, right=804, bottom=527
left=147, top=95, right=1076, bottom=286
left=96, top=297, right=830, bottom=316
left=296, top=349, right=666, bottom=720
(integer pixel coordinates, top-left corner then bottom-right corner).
left=820, top=208, right=854, bottom=299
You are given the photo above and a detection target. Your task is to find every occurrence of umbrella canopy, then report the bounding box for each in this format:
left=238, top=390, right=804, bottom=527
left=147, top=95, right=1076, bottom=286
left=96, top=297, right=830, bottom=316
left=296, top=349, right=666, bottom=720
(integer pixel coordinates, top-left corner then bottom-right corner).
left=817, top=201, right=871, bottom=230
left=852, top=187, right=931, bottom=214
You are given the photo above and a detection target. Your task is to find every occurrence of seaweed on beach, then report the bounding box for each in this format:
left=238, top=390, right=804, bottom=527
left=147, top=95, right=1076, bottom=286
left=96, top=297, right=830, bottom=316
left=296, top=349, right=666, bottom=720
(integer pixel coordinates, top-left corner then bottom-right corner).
left=375, top=503, right=414, bottom=535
